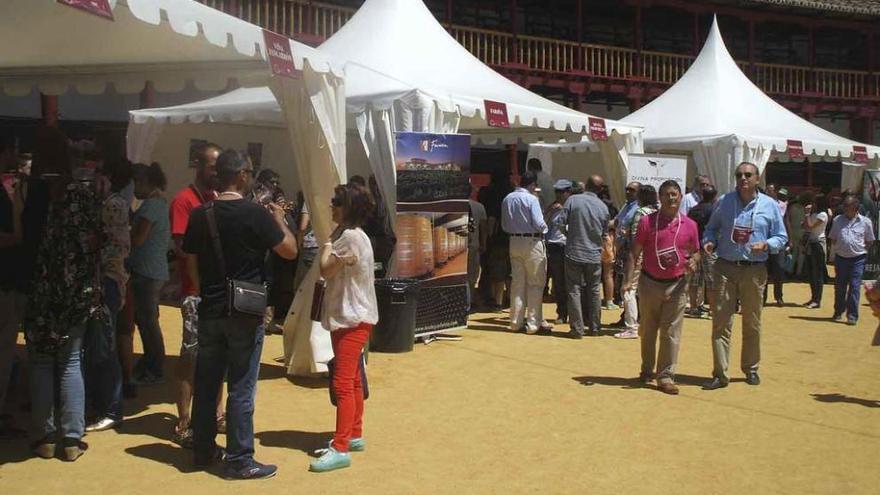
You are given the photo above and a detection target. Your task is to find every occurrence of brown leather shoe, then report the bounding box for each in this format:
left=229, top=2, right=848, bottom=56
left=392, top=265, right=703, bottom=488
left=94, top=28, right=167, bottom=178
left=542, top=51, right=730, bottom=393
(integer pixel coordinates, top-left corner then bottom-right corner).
left=657, top=381, right=679, bottom=395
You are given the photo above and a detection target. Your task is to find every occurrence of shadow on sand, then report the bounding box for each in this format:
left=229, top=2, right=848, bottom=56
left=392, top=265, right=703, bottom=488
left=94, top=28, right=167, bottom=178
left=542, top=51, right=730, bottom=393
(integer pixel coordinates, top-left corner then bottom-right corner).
left=811, top=393, right=880, bottom=408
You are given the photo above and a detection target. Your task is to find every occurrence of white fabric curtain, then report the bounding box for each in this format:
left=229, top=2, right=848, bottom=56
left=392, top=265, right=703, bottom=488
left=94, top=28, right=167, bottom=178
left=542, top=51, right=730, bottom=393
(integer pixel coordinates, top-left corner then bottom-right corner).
left=355, top=94, right=460, bottom=276
left=691, top=135, right=771, bottom=195
left=271, top=65, right=347, bottom=376
left=598, top=131, right=644, bottom=206
left=842, top=161, right=866, bottom=193
left=526, top=131, right=643, bottom=206
left=125, top=119, right=165, bottom=164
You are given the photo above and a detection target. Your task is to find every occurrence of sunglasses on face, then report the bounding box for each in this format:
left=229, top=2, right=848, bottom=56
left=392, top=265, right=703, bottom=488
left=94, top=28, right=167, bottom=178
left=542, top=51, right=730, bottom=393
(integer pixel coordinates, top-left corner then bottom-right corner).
left=242, top=169, right=255, bottom=176
left=625, top=187, right=636, bottom=192
left=735, top=172, right=754, bottom=179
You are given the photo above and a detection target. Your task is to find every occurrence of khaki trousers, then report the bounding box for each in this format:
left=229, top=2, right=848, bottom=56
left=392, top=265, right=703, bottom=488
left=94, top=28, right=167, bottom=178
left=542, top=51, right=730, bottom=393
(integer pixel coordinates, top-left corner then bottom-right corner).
left=711, top=259, right=767, bottom=382
left=638, top=275, right=687, bottom=382
left=509, top=237, right=547, bottom=331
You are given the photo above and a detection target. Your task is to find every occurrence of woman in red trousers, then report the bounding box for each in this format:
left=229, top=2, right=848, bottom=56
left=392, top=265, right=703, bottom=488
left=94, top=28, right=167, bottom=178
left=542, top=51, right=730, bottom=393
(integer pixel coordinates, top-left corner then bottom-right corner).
left=310, top=182, right=379, bottom=473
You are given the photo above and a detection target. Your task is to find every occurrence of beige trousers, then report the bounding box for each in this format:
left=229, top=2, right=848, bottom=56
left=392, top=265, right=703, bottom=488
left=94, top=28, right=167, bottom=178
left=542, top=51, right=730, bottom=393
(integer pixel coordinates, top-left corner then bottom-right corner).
left=711, top=259, right=767, bottom=382
left=638, top=275, right=687, bottom=382
left=509, top=237, right=547, bottom=331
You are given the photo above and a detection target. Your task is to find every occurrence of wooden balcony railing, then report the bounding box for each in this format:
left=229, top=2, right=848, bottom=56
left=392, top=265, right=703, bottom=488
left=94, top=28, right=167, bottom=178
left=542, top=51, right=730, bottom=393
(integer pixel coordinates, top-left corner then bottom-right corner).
left=197, top=0, right=880, bottom=101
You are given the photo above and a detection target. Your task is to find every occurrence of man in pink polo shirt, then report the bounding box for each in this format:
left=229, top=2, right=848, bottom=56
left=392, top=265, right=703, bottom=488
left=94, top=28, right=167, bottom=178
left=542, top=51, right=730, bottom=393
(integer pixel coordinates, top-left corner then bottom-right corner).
left=623, top=180, right=700, bottom=395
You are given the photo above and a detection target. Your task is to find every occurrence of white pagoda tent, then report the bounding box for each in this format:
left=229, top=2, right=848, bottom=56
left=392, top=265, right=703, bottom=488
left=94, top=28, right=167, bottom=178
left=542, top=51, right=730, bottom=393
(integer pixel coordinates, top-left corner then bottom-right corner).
left=530, top=16, right=880, bottom=195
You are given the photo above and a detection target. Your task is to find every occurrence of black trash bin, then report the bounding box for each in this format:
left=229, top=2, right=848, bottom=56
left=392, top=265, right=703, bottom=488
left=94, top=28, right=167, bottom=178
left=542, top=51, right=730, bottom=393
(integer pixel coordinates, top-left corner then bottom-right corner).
left=371, top=278, right=421, bottom=353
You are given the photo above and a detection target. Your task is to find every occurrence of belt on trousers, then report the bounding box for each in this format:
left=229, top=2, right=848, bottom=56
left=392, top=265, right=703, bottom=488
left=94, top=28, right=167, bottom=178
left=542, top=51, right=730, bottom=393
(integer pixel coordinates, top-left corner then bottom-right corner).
left=509, top=233, right=543, bottom=238
left=719, top=258, right=764, bottom=266
left=641, top=271, right=683, bottom=284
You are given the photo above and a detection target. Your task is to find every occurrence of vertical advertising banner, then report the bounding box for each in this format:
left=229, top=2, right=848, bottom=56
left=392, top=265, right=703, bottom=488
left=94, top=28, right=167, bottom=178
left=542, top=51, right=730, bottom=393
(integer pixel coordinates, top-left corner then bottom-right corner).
left=862, top=170, right=880, bottom=280
left=395, top=132, right=471, bottom=336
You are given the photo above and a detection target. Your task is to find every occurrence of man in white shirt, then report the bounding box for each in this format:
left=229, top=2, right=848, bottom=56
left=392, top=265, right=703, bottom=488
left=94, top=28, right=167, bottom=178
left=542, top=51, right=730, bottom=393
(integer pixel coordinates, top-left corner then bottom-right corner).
left=829, top=195, right=875, bottom=324
left=502, top=171, right=551, bottom=334
left=679, top=175, right=711, bottom=215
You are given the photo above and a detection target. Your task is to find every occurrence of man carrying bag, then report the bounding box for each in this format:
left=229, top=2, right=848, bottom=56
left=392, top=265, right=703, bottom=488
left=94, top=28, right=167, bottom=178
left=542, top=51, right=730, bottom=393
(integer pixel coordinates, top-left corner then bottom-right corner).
left=182, top=150, right=297, bottom=480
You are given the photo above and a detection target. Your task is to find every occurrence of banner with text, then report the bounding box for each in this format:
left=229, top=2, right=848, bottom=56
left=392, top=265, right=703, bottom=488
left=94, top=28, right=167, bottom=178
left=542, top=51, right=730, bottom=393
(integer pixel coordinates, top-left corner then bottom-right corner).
left=626, top=153, right=688, bottom=193
left=862, top=169, right=880, bottom=280
left=394, top=132, right=471, bottom=336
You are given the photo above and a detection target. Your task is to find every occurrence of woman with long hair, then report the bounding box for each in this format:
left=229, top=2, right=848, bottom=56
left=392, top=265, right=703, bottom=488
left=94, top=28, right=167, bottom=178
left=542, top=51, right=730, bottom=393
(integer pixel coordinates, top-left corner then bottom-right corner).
left=310, top=182, right=379, bottom=473
left=25, top=128, right=101, bottom=461
left=130, top=163, right=170, bottom=384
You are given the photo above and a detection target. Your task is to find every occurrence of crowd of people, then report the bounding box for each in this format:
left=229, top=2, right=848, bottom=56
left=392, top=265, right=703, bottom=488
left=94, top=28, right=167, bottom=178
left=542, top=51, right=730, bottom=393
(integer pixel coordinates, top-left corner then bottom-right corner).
left=0, top=131, right=875, bottom=477
left=468, top=158, right=874, bottom=395
left=0, top=130, right=381, bottom=478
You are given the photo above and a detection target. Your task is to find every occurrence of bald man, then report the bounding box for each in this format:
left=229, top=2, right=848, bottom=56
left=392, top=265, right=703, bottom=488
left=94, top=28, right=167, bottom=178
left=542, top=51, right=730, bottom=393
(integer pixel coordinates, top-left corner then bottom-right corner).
left=561, top=175, right=610, bottom=338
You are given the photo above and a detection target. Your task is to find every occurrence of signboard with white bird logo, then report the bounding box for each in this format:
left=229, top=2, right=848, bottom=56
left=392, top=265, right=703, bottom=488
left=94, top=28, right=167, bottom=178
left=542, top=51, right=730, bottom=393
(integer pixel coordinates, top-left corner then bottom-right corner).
left=626, top=153, right=688, bottom=193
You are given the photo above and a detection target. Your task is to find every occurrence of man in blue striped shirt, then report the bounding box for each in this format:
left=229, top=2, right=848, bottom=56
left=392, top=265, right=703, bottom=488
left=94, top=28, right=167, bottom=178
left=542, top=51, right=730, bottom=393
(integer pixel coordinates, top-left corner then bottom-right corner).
left=701, top=162, right=787, bottom=390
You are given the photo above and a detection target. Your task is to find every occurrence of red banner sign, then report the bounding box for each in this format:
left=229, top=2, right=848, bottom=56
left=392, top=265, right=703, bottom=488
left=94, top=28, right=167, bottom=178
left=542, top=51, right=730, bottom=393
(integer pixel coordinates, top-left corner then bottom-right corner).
left=853, top=145, right=869, bottom=164
left=588, top=117, right=608, bottom=141
left=786, top=139, right=804, bottom=159
left=57, top=0, right=114, bottom=20
left=484, top=100, right=510, bottom=128
left=263, top=30, right=298, bottom=79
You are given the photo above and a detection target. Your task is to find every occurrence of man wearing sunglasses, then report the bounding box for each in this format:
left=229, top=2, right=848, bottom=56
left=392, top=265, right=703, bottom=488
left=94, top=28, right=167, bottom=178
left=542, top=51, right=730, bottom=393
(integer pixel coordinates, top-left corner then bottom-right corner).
left=679, top=174, right=712, bottom=216
left=701, top=162, right=787, bottom=390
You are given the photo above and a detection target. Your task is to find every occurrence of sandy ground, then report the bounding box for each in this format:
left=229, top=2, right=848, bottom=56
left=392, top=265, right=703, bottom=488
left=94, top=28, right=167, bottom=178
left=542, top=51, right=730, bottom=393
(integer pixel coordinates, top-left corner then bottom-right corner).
left=0, top=281, right=878, bottom=494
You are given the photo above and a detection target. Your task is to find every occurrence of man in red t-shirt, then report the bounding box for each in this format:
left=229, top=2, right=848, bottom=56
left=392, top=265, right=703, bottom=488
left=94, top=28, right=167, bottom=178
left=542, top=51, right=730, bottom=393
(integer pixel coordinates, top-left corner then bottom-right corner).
left=170, top=142, right=222, bottom=446
left=623, top=179, right=700, bottom=396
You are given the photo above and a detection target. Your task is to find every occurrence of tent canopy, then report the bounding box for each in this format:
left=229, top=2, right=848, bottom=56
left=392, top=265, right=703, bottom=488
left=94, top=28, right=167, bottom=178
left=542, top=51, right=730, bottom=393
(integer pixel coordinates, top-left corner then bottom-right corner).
left=532, top=16, right=879, bottom=194
left=318, top=0, right=641, bottom=143
left=0, top=0, right=341, bottom=96
left=620, top=17, right=880, bottom=161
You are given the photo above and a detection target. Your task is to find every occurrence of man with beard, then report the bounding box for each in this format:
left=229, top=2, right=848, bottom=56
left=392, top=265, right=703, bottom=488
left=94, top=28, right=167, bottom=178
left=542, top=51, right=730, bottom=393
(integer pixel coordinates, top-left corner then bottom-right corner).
left=169, top=143, right=222, bottom=447
left=183, top=149, right=297, bottom=478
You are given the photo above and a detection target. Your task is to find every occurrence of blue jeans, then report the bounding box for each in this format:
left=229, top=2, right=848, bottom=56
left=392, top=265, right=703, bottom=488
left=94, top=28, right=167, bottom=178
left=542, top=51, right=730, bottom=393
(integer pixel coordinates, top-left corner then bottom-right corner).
left=29, top=324, right=86, bottom=442
left=85, top=277, right=124, bottom=421
left=132, top=273, right=165, bottom=378
left=834, top=254, right=866, bottom=321
left=192, top=316, right=264, bottom=464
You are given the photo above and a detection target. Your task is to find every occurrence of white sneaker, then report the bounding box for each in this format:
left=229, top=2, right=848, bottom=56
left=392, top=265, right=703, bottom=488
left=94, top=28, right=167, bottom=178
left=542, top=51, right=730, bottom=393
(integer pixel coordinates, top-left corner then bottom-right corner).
left=85, top=417, right=121, bottom=432
left=613, top=329, right=639, bottom=339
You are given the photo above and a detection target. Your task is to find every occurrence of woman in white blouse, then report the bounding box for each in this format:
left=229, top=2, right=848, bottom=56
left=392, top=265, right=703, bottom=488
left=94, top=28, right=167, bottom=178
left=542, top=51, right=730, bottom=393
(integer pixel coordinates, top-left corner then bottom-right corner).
left=802, top=193, right=829, bottom=309
left=310, top=182, right=379, bottom=473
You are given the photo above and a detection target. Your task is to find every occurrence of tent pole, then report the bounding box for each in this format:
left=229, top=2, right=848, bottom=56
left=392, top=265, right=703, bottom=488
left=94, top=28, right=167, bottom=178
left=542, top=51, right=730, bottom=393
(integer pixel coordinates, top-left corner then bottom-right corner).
left=40, top=94, right=58, bottom=128
left=509, top=143, right=519, bottom=177
left=139, top=81, right=156, bottom=109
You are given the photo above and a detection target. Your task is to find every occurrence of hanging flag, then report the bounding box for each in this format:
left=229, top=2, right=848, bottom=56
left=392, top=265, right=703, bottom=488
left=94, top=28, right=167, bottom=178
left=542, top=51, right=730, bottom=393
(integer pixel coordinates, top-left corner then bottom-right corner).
left=263, top=30, right=299, bottom=79
left=484, top=100, right=510, bottom=128
left=589, top=117, right=608, bottom=142
left=786, top=139, right=804, bottom=159
left=854, top=145, right=869, bottom=164
left=57, top=0, right=114, bottom=20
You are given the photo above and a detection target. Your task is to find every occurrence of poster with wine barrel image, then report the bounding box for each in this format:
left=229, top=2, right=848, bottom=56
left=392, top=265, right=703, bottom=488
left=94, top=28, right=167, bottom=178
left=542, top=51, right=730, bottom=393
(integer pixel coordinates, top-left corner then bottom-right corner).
left=395, top=132, right=471, bottom=336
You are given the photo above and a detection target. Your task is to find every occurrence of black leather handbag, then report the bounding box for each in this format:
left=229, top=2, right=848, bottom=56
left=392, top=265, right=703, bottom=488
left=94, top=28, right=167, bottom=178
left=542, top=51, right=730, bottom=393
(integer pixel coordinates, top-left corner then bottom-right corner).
left=205, top=203, right=268, bottom=317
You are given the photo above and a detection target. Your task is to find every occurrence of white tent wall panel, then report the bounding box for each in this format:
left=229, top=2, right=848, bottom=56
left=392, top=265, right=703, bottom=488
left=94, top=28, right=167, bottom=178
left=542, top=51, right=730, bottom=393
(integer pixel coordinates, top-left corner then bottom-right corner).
left=145, top=122, right=293, bottom=198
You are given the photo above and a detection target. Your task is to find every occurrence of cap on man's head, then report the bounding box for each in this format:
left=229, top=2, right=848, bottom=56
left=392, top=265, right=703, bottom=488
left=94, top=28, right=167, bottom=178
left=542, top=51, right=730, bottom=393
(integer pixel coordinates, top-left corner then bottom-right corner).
left=553, top=179, right=573, bottom=191
left=778, top=187, right=789, bottom=197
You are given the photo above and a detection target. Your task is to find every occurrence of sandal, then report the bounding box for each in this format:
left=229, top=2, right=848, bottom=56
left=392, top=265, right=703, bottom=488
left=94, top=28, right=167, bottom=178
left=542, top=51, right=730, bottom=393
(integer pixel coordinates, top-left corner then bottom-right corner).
left=171, top=426, right=194, bottom=449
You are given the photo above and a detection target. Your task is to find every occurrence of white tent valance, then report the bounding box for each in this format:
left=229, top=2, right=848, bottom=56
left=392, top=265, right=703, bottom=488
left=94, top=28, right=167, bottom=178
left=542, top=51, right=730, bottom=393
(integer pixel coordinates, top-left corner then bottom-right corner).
left=0, top=0, right=342, bottom=96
